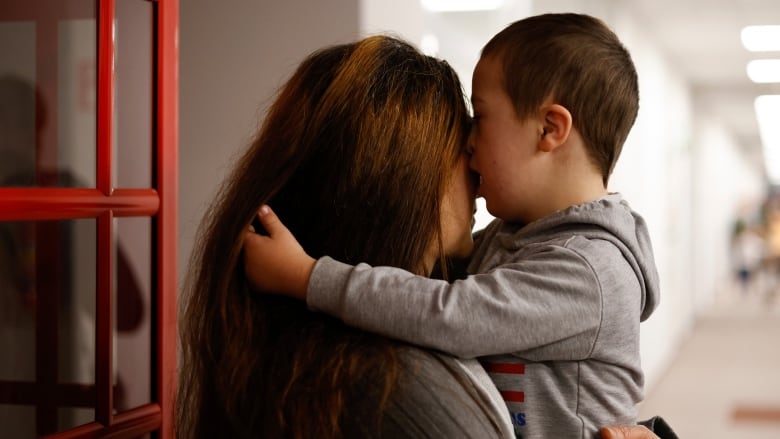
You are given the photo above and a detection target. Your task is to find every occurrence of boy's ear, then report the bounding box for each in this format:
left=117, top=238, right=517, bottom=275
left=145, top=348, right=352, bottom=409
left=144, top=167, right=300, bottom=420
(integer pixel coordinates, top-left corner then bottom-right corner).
left=538, top=104, right=572, bottom=152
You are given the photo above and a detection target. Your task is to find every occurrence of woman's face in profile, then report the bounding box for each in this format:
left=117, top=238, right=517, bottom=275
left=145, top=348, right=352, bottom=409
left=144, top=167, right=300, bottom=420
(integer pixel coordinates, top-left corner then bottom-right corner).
left=440, top=151, right=478, bottom=259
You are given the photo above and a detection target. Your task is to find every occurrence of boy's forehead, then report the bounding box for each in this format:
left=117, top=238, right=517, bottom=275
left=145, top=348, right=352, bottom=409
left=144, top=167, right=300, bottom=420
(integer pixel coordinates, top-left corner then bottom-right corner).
left=473, top=56, right=504, bottom=85
left=476, top=54, right=502, bottom=73
left=471, top=58, right=506, bottom=103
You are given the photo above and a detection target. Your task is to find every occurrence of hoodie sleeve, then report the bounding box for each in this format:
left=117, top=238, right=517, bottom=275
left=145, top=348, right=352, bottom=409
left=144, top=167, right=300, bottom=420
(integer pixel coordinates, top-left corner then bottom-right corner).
left=307, top=243, right=603, bottom=360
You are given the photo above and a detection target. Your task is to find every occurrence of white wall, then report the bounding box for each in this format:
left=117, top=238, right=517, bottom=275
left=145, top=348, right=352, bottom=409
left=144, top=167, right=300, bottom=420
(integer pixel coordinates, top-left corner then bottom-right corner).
left=690, top=117, right=765, bottom=311
left=360, top=0, right=425, bottom=42
left=608, top=10, right=698, bottom=390
left=179, top=0, right=360, bottom=281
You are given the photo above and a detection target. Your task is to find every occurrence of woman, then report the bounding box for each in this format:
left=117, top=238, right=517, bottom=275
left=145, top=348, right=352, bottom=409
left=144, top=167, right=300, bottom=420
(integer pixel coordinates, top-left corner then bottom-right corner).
left=178, top=35, right=513, bottom=438
left=177, top=35, right=664, bottom=438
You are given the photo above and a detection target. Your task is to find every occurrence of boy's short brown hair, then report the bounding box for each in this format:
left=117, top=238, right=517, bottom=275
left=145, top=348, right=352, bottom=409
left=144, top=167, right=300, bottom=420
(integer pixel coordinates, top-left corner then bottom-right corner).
left=482, top=13, right=639, bottom=184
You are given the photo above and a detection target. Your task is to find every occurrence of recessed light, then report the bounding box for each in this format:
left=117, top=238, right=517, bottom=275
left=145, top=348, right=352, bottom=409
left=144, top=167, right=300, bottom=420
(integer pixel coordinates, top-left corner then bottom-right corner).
left=756, top=95, right=780, bottom=183
left=741, top=25, right=780, bottom=52
left=747, top=59, right=780, bottom=83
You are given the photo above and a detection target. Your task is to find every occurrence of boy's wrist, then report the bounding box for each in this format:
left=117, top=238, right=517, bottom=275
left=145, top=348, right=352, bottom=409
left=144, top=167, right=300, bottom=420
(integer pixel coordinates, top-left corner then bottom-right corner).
left=295, top=255, right=316, bottom=301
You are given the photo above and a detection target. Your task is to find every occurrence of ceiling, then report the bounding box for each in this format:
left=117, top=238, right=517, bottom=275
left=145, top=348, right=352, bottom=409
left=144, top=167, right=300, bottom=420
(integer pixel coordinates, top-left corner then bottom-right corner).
left=628, top=0, right=780, bottom=169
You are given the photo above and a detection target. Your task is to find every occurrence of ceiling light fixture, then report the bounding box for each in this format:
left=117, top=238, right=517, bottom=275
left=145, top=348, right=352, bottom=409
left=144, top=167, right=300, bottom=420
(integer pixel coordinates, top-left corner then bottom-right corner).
left=741, top=25, right=780, bottom=52
left=747, top=59, right=780, bottom=83
left=420, top=0, right=505, bottom=12
left=756, top=95, right=780, bottom=184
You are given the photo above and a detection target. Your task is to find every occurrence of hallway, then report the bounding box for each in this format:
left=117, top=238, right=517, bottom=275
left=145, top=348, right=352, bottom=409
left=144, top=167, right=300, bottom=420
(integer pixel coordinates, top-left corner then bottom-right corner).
left=639, top=285, right=780, bottom=438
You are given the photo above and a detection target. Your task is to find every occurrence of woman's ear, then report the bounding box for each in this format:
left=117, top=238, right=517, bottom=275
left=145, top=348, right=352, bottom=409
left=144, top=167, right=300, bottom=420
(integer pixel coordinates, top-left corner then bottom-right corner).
left=538, top=104, right=572, bottom=152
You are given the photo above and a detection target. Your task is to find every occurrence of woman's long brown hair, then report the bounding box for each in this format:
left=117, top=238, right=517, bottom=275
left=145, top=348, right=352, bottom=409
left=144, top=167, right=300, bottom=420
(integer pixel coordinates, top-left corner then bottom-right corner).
left=177, top=35, right=471, bottom=438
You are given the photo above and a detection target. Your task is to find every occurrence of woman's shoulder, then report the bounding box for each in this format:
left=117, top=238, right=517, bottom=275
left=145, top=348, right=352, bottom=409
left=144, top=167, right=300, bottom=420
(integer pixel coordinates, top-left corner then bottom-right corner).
left=380, top=346, right=513, bottom=438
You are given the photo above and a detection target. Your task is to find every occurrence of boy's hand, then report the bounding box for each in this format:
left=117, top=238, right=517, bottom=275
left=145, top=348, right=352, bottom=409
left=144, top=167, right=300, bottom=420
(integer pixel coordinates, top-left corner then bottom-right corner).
left=242, top=205, right=315, bottom=301
left=600, top=426, right=660, bottom=439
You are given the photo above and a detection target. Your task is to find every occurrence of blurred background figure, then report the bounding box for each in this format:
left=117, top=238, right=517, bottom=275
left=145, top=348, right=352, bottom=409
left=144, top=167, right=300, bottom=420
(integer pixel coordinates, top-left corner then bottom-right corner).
left=730, top=216, right=767, bottom=297
left=759, top=194, right=780, bottom=304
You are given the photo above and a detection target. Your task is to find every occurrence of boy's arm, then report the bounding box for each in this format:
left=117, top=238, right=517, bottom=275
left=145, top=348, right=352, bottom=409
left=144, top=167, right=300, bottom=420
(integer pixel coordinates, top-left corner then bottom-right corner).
left=309, top=249, right=603, bottom=359
left=244, top=206, right=603, bottom=359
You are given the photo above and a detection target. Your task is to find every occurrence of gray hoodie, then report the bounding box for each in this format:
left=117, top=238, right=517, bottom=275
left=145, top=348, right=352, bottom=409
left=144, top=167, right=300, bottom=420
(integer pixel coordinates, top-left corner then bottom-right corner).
left=308, top=193, right=660, bottom=438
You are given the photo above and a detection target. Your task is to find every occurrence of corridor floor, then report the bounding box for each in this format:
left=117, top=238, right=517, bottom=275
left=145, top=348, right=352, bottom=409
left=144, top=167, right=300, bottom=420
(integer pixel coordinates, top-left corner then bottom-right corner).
left=638, top=285, right=780, bottom=438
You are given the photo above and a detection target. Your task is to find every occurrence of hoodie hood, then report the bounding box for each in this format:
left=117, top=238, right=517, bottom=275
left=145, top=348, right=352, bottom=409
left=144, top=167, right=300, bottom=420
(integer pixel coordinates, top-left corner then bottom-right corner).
left=497, top=193, right=660, bottom=321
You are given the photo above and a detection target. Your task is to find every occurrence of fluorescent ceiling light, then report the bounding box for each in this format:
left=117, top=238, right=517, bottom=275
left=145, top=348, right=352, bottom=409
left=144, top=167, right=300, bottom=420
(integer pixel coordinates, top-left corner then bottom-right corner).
left=747, top=59, right=780, bottom=83
left=742, top=25, right=780, bottom=52
left=755, top=95, right=780, bottom=184
left=420, top=0, right=505, bottom=12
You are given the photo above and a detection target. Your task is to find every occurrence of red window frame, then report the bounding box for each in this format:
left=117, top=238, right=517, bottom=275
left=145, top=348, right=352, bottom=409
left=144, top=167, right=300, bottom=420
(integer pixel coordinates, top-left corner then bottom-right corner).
left=0, top=0, right=178, bottom=437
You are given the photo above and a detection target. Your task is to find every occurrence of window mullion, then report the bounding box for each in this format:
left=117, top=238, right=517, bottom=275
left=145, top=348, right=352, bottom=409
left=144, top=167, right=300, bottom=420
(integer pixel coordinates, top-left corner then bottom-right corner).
left=96, top=211, right=114, bottom=426
left=97, top=0, right=115, bottom=195
left=96, top=0, right=116, bottom=427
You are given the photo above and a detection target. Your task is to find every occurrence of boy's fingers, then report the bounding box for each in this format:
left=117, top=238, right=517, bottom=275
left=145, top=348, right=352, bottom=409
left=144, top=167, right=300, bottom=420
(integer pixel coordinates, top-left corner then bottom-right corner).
left=256, top=205, right=288, bottom=237
left=243, top=230, right=262, bottom=245
left=600, top=427, right=622, bottom=439
left=600, top=426, right=655, bottom=439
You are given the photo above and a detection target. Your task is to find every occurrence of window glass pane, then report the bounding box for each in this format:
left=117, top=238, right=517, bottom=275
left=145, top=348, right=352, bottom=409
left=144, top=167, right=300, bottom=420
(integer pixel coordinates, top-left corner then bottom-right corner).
left=115, top=0, right=154, bottom=188
left=0, top=21, right=37, bottom=186
left=58, top=18, right=97, bottom=188
left=56, top=219, right=97, bottom=386
left=0, top=1, right=97, bottom=188
left=0, top=218, right=97, bottom=435
left=0, top=221, right=36, bottom=381
left=59, top=407, right=93, bottom=432
left=0, top=405, right=35, bottom=438
left=114, top=217, right=152, bottom=412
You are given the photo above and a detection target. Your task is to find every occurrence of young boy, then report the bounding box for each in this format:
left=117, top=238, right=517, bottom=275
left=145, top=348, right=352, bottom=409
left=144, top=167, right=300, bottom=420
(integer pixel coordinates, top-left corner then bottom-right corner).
left=244, top=13, right=659, bottom=439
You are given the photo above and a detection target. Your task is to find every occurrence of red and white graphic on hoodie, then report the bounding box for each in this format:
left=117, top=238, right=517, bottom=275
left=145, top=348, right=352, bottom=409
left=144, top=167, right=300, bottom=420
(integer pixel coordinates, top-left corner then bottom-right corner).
left=483, top=361, right=526, bottom=431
